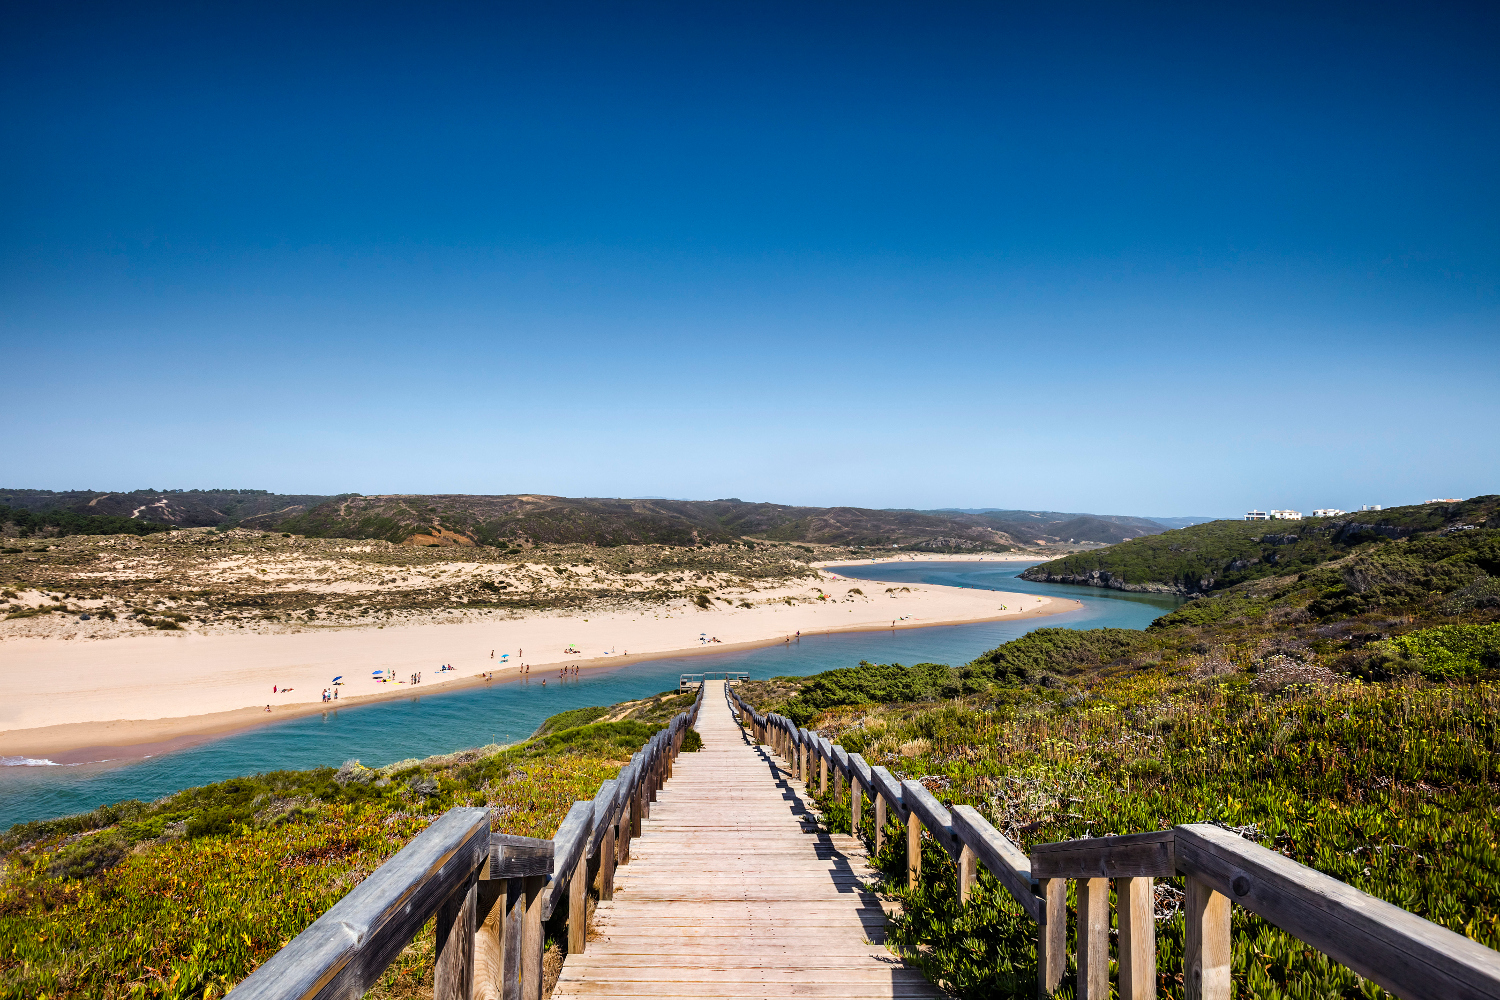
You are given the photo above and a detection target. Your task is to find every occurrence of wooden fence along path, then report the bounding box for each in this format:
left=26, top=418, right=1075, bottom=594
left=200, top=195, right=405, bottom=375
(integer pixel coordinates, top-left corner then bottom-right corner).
left=232, top=676, right=1500, bottom=1000
left=551, top=680, right=940, bottom=999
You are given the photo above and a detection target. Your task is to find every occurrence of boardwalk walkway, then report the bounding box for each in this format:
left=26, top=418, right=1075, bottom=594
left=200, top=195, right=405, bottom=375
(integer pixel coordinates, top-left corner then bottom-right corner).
left=553, top=680, right=942, bottom=999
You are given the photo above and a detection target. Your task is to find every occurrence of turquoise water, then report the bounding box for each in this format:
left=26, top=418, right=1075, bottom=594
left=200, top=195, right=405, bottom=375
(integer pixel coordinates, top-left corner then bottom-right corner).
left=0, top=561, right=1174, bottom=828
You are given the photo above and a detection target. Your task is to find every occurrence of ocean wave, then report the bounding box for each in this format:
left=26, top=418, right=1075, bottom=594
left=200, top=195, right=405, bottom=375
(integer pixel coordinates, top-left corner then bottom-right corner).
left=1, top=756, right=61, bottom=766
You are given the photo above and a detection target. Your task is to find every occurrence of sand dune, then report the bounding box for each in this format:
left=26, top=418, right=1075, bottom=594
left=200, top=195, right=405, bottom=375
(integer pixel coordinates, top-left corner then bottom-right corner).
left=0, top=574, right=1071, bottom=760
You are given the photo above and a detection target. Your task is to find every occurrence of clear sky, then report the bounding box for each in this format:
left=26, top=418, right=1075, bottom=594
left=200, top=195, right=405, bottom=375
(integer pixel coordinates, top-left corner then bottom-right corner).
left=3, top=2, right=1496, bottom=517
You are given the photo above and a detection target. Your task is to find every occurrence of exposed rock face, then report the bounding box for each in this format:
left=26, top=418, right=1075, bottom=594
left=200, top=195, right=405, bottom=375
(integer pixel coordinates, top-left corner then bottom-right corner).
left=1017, top=566, right=1198, bottom=594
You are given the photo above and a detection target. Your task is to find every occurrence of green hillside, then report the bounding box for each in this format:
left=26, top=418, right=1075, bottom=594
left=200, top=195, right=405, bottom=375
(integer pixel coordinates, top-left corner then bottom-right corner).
left=0, top=504, right=174, bottom=540
left=276, top=494, right=1027, bottom=551
left=1020, top=495, right=1500, bottom=594
left=739, top=510, right=1500, bottom=997
left=0, top=699, right=697, bottom=1000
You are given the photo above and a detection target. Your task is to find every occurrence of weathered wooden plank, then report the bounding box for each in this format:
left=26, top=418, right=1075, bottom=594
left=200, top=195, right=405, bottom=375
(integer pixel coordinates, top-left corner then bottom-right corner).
left=474, top=878, right=505, bottom=1000
left=1037, top=877, right=1066, bottom=996
left=1184, top=875, right=1230, bottom=1000
left=566, top=849, right=587, bottom=954
left=1176, top=822, right=1500, bottom=1000
left=906, top=811, right=922, bottom=889
left=543, top=801, right=594, bottom=919
left=1031, top=829, right=1175, bottom=879
left=502, top=877, right=523, bottom=1000
left=588, top=779, right=619, bottom=856
left=1076, top=877, right=1108, bottom=1000
left=435, top=873, right=478, bottom=1000
left=521, top=874, right=546, bottom=1000
left=1117, top=876, right=1154, bottom=1000
left=230, top=807, right=490, bottom=1000
left=868, top=766, right=907, bottom=821
left=599, top=823, right=616, bottom=900
left=848, top=752, right=873, bottom=789
left=899, top=780, right=962, bottom=862
left=490, top=832, right=554, bottom=880
left=948, top=804, right=1039, bottom=922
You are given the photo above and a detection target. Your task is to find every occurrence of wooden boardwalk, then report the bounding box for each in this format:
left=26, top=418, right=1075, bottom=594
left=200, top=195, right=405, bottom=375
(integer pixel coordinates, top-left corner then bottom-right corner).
left=552, top=681, right=942, bottom=999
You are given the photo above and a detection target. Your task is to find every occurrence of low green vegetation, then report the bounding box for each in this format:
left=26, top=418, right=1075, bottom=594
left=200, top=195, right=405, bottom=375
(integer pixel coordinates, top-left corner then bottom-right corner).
left=741, top=503, right=1500, bottom=998
left=0, top=719, right=667, bottom=1000
left=0, top=504, right=173, bottom=540
left=1021, top=495, right=1499, bottom=594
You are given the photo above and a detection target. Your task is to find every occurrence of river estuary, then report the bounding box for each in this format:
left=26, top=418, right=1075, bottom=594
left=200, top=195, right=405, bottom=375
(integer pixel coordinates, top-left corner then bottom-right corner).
left=0, top=560, right=1178, bottom=828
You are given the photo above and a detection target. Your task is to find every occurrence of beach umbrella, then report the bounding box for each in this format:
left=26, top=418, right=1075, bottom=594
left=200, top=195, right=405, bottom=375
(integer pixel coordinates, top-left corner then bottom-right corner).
left=332, top=676, right=343, bottom=683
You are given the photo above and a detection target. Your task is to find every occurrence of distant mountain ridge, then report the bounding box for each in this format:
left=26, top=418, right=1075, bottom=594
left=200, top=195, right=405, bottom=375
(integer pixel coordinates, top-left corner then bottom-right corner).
left=279, top=495, right=1201, bottom=550
left=926, top=508, right=1220, bottom=534
left=0, top=489, right=351, bottom=530
left=277, top=495, right=1024, bottom=550
left=1, top=487, right=1210, bottom=551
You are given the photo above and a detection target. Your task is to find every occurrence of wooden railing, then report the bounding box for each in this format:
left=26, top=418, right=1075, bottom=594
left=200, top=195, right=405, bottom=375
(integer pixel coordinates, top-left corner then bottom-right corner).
left=726, top=685, right=1500, bottom=1000
left=230, top=682, right=706, bottom=1000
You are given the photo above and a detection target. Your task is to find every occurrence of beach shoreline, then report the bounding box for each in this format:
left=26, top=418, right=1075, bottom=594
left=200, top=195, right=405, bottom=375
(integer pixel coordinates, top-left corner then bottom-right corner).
left=1, top=581, right=1077, bottom=764
left=814, top=553, right=1043, bottom=569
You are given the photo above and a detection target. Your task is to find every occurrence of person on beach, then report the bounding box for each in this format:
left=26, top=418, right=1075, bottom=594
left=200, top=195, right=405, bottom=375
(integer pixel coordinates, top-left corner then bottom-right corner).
left=265, top=704, right=271, bottom=712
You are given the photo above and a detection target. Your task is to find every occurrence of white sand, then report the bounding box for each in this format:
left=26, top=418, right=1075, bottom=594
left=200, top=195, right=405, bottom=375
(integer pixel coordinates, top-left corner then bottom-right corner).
left=0, top=575, right=1070, bottom=757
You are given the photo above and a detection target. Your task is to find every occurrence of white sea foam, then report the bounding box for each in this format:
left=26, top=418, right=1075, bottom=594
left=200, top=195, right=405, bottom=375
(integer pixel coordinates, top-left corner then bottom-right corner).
left=1, top=756, right=61, bottom=766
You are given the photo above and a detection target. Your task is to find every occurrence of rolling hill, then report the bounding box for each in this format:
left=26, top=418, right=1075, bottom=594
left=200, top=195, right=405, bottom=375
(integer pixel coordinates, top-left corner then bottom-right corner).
left=276, top=495, right=1025, bottom=550
left=1019, top=495, right=1500, bottom=594
left=0, top=489, right=349, bottom=530
left=2, top=487, right=1206, bottom=552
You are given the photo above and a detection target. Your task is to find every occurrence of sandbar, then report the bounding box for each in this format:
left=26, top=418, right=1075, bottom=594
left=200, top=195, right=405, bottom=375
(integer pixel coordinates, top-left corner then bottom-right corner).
left=1, top=574, right=1075, bottom=762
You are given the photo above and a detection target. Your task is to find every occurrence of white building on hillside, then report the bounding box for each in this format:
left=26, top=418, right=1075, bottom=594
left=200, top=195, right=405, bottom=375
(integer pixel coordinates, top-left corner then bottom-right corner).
left=1312, top=508, right=1346, bottom=517
left=1269, top=510, right=1303, bottom=520
left=1245, top=510, right=1269, bottom=521
left=1361, top=504, right=1383, bottom=511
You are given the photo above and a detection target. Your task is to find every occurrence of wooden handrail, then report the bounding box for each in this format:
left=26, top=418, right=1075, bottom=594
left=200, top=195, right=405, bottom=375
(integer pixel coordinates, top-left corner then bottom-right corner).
left=230, top=807, right=492, bottom=1000
left=232, top=681, right=707, bottom=999
left=1175, top=823, right=1500, bottom=1000
left=724, top=683, right=1500, bottom=1000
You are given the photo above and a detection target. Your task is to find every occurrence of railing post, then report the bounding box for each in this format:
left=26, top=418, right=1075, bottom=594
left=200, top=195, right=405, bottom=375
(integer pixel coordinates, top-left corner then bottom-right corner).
left=520, top=874, right=546, bottom=1000
left=1038, top=877, right=1066, bottom=996
left=1118, top=876, right=1155, bottom=1000
left=502, top=877, right=523, bottom=1000
left=630, top=777, right=643, bottom=837
left=616, top=810, right=631, bottom=865
left=475, top=879, right=505, bottom=1000
left=1184, top=876, right=1231, bottom=1000
left=600, top=822, right=617, bottom=896
left=906, top=811, right=922, bottom=889
left=958, top=843, right=977, bottom=904
left=850, top=774, right=862, bottom=837
left=874, top=793, right=887, bottom=853
left=435, top=873, right=478, bottom=1000
left=1077, top=877, right=1109, bottom=1000
left=819, top=753, right=828, bottom=796
left=799, top=739, right=809, bottom=783
left=567, top=849, right=587, bottom=955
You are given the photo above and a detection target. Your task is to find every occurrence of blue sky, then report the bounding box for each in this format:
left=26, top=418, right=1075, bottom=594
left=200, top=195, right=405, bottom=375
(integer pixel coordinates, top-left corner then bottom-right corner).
left=2, top=2, right=1496, bottom=516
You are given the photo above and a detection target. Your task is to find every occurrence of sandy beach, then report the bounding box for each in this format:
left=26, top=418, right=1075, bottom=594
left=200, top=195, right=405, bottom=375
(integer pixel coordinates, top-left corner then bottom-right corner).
left=1, top=573, right=1074, bottom=761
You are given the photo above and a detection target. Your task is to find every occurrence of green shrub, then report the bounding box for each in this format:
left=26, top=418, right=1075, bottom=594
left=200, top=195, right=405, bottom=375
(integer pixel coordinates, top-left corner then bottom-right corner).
left=1371, top=624, right=1500, bottom=679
